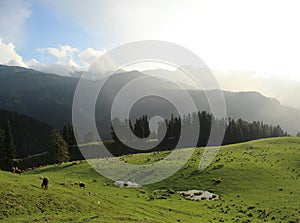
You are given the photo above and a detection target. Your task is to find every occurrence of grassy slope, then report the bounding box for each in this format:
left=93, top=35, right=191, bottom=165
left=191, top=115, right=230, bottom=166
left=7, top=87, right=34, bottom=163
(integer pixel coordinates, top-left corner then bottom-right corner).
left=0, top=137, right=299, bottom=223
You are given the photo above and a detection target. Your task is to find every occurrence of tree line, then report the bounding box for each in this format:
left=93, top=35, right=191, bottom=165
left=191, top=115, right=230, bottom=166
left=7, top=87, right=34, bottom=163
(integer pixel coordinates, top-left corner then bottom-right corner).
left=0, top=112, right=288, bottom=169
left=0, top=121, right=80, bottom=168
left=111, top=111, right=287, bottom=151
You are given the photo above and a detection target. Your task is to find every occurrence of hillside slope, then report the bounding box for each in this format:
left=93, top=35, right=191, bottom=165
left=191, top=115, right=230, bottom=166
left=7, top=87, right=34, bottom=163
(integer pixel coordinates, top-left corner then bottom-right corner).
left=0, top=108, right=53, bottom=158
left=0, top=137, right=299, bottom=222
left=0, top=65, right=78, bottom=127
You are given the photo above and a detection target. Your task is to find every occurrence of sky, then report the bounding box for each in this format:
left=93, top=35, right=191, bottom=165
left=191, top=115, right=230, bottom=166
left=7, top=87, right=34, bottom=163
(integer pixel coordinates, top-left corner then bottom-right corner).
left=0, top=0, right=300, bottom=109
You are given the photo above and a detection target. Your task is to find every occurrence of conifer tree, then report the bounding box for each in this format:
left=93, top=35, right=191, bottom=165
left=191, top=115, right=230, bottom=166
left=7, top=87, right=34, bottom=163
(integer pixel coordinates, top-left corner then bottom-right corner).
left=0, top=129, right=4, bottom=160
left=62, top=123, right=79, bottom=160
left=51, top=129, right=70, bottom=163
left=3, top=120, right=15, bottom=160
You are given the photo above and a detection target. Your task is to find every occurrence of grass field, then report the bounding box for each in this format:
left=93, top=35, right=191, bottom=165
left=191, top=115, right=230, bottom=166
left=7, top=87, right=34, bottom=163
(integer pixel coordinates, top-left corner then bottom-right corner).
left=0, top=137, right=300, bottom=222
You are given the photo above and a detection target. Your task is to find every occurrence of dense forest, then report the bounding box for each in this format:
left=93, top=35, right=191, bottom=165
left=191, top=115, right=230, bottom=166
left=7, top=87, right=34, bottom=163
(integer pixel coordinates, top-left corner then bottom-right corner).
left=0, top=109, right=79, bottom=170
left=111, top=111, right=287, bottom=152
left=0, top=109, right=52, bottom=157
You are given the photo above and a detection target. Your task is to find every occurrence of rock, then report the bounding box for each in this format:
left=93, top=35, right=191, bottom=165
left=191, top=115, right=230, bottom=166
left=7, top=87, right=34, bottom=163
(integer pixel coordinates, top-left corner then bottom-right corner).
left=177, top=190, right=219, bottom=201
left=114, top=180, right=142, bottom=188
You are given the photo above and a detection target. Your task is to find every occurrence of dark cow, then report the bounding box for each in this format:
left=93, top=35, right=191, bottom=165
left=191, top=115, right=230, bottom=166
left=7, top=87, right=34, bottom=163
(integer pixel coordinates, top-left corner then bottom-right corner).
left=79, top=182, right=85, bottom=188
left=41, top=177, right=49, bottom=190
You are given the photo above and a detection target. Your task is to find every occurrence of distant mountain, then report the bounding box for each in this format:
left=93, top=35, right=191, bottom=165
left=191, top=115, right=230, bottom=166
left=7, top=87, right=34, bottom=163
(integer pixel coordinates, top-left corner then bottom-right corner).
left=0, top=65, right=78, bottom=127
left=217, top=90, right=300, bottom=135
left=0, top=108, right=52, bottom=158
left=0, top=65, right=299, bottom=135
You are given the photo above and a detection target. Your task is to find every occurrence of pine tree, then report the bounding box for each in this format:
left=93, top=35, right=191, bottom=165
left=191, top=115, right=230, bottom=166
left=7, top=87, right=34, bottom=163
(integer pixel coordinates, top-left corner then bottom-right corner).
left=62, top=123, right=79, bottom=160
left=111, top=118, right=122, bottom=144
left=133, top=118, right=143, bottom=138
left=51, top=129, right=70, bottom=163
left=133, top=115, right=150, bottom=139
left=143, top=115, right=150, bottom=138
left=62, top=124, right=71, bottom=146
left=0, top=129, right=4, bottom=160
left=3, top=120, right=16, bottom=160
left=68, top=124, right=79, bottom=158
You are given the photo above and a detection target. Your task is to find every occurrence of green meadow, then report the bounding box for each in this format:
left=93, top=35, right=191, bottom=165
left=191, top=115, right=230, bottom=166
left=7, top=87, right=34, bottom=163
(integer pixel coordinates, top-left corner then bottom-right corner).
left=0, top=137, right=299, bottom=222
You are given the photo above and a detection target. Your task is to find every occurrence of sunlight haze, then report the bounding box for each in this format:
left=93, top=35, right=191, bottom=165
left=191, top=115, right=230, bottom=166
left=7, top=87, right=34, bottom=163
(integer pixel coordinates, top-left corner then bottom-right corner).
left=0, top=0, right=299, bottom=108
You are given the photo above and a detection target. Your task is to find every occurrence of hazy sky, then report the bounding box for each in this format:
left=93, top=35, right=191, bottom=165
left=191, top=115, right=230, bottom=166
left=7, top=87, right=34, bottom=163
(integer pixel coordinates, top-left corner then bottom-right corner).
left=0, top=0, right=299, bottom=108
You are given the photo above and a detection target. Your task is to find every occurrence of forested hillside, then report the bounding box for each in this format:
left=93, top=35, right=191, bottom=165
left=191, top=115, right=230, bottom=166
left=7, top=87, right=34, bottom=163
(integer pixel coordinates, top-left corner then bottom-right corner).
left=0, top=108, right=52, bottom=158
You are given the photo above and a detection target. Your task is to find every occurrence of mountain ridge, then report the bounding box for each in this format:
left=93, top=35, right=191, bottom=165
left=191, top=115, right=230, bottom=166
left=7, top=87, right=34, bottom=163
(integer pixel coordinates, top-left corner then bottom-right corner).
left=0, top=64, right=299, bottom=135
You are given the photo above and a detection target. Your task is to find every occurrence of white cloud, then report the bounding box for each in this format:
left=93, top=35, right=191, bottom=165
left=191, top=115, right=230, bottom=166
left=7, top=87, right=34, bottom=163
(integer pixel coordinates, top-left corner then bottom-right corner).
left=0, top=38, right=107, bottom=76
left=0, top=38, right=27, bottom=67
left=26, top=58, right=78, bottom=76
left=0, top=0, right=31, bottom=46
left=38, top=45, right=79, bottom=64
left=30, top=45, right=106, bottom=76
left=78, top=48, right=106, bottom=66
left=40, top=46, right=107, bottom=68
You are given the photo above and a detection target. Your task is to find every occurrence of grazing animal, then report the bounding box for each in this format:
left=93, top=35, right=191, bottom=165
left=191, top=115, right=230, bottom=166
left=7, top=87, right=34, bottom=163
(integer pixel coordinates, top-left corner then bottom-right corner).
left=41, top=177, right=49, bottom=190
left=15, top=168, right=22, bottom=174
left=72, top=161, right=80, bottom=165
left=11, top=167, right=22, bottom=174
left=79, top=182, right=85, bottom=188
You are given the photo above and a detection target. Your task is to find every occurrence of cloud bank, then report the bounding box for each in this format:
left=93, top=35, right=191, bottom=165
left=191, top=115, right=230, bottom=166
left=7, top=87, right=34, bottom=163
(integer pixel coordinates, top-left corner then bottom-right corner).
left=0, top=37, right=106, bottom=76
left=0, top=38, right=27, bottom=67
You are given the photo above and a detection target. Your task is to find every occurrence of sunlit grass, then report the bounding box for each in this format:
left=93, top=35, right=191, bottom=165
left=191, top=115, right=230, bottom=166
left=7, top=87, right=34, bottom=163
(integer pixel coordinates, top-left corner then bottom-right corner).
left=0, top=137, right=299, bottom=222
